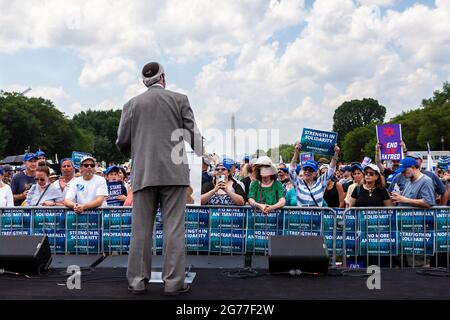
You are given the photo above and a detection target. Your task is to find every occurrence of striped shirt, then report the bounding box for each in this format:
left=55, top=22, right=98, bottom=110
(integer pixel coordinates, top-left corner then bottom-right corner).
left=289, top=165, right=335, bottom=207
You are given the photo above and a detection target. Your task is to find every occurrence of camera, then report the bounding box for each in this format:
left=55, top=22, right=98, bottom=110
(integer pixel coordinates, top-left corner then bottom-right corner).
left=218, top=175, right=225, bottom=183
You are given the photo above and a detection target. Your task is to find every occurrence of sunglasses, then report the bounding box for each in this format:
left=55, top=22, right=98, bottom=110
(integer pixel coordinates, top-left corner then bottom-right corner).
left=304, top=168, right=315, bottom=173
left=35, top=178, right=46, bottom=182
left=82, top=163, right=95, bottom=168
left=364, top=171, right=377, bottom=176
left=215, top=168, right=227, bottom=172
left=278, top=168, right=288, bottom=173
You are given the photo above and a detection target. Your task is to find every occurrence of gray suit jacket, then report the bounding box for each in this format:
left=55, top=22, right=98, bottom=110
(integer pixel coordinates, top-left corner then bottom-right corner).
left=116, top=85, right=203, bottom=191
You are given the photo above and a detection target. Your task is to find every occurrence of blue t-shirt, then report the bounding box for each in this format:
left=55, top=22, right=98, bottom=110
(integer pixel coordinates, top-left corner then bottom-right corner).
left=398, top=174, right=436, bottom=207
left=10, top=172, right=35, bottom=206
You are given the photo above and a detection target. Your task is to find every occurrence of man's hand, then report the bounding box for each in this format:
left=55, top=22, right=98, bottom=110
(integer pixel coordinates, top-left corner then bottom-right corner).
left=391, top=192, right=406, bottom=204
left=73, top=203, right=86, bottom=214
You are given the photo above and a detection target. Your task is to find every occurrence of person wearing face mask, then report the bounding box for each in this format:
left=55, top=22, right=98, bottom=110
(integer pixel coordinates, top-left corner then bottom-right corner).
left=248, top=164, right=286, bottom=213
left=289, top=142, right=340, bottom=207
left=25, top=165, right=64, bottom=206
left=390, top=157, right=435, bottom=208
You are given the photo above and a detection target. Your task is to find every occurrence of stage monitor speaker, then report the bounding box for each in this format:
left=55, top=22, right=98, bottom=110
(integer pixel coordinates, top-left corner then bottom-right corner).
left=268, top=236, right=329, bottom=275
left=0, top=235, right=52, bottom=275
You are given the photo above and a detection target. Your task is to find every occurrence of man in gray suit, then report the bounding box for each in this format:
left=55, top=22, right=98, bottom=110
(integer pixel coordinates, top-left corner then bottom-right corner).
left=116, top=62, right=203, bottom=295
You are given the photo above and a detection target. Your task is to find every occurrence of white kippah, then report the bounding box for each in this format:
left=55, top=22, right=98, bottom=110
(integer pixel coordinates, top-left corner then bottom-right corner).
left=142, top=62, right=165, bottom=87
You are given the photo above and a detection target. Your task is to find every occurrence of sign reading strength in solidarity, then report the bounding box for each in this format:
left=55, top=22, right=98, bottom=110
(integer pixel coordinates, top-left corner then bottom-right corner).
left=376, top=124, right=403, bottom=161
left=300, top=128, right=337, bottom=156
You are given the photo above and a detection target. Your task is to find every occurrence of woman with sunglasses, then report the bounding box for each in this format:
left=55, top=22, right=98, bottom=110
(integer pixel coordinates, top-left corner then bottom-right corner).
left=289, top=142, right=340, bottom=207
left=349, top=164, right=392, bottom=207
left=201, top=162, right=245, bottom=206
left=25, top=165, right=64, bottom=206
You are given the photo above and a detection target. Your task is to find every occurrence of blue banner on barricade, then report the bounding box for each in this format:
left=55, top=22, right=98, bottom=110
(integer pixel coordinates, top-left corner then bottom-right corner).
left=1, top=206, right=449, bottom=261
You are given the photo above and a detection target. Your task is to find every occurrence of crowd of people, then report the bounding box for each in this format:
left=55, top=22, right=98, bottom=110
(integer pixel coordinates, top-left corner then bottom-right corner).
left=0, top=151, right=131, bottom=210
left=200, top=141, right=450, bottom=211
left=1, top=141, right=449, bottom=211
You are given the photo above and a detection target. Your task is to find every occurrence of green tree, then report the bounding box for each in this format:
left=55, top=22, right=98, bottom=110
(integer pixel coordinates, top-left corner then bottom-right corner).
left=72, top=109, right=126, bottom=163
left=422, top=81, right=450, bottom=109
left=332, top=98, right=386, bottom=144
left=266, top=144, right=294, bottom=163
left=341, top=124, right=376, bottom=163
left=0, top=92, right=88, bottom=159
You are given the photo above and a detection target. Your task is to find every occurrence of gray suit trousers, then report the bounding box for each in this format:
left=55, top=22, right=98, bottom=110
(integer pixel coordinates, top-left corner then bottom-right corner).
left=127, top=186, right=187, bottom=292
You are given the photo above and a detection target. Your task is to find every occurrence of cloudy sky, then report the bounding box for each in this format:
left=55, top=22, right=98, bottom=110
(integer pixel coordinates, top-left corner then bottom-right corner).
left=1, top=0, right=449, bottom=157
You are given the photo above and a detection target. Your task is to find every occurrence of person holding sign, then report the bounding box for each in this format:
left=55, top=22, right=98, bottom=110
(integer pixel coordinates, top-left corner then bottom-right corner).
left=289, top=142, right=340, bottom=207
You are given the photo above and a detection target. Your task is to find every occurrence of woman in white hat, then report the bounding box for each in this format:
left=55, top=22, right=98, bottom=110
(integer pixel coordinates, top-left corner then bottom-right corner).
left=248, top=165, right=285, bottom=213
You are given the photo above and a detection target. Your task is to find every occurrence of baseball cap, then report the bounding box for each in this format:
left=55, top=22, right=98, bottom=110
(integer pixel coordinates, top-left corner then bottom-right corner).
left=395, top=157, right=418, bottom=174
left=35, top=150, right=47, bottom=158
left=216, top=161, right=233, bottom=171
left=351, top=163, right=363, bottom=172
left=222, top=157, right=236, bottom=168
left=303, top=160, right=318, bottom=172
left=23, top=153, right=38, bottom=161
left=105, top=166, right=120, bottom=175
left=80, top=156, right=96, bottom=164
left=407, top=153, right=423, bottom=160
left=2, top=164, right=13, bottom=172
left=364, top=163, right=380, bottom=174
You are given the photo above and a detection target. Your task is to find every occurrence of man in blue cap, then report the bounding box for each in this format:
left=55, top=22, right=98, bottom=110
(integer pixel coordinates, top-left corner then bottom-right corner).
left=388, top=153, right=447, bottom=205
left=390, top=157, right=435, bottom=208
left=35, top=150, right=47, bottom=161
left=10, top=153, right=38, bottom=206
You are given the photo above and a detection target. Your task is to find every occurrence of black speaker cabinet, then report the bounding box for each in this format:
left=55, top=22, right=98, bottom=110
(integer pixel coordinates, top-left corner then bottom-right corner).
left=269, top=236, right=329, bottom=275
left=0, top=235, right=52, bottom=275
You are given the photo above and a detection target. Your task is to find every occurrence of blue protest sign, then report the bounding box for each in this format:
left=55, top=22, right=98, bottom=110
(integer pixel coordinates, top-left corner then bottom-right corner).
left=300, top=128, right=337, bottom=156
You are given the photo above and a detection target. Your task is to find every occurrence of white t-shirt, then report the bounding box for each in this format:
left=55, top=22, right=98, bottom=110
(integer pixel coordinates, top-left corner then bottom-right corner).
left=52, top=177, right=74, bottom=198
left=0, top=184, right=14, bottom=207
left=65, top=175, right=108, bottom=207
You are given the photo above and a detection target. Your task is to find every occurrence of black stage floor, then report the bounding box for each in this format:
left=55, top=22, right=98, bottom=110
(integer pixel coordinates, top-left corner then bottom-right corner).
left=0, top=256, right=449, bottom=300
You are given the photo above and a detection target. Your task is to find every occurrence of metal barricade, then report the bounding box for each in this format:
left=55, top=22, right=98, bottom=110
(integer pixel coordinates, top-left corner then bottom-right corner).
left=342, top=207, right=450, bottom=269
left=1, top=206, right=340, bottom=265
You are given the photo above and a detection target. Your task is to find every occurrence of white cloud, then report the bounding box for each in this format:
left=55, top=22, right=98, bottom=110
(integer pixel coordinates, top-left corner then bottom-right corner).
left=3, top=84, right=69, bottom=102
left=79, top=57, right=138, bottom=87
left=1, top=0, right=450, bottom=155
